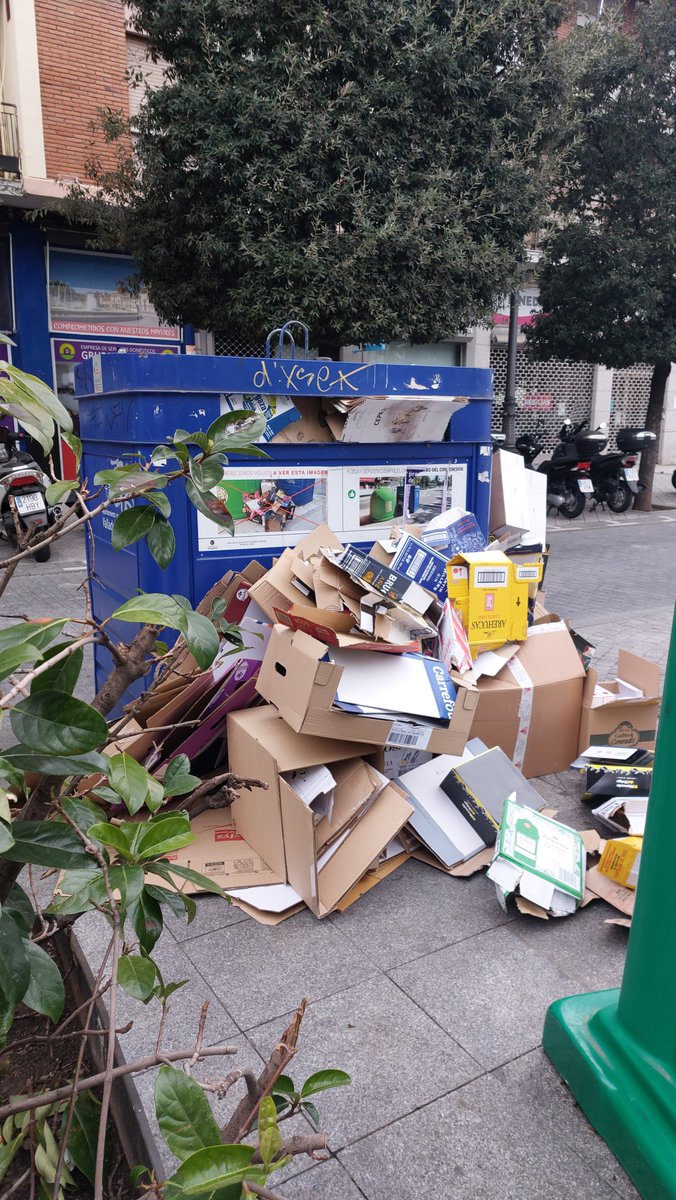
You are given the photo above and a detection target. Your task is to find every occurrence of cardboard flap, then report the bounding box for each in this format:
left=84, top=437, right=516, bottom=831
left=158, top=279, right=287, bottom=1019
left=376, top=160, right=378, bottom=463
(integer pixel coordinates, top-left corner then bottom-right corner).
left=317, top=783, right=413, bottom=913
left=279, top=780, right=320, bottom=910
left=617, top=650, right=660, bottom=700
left=582, top=665, right=599, bottom=707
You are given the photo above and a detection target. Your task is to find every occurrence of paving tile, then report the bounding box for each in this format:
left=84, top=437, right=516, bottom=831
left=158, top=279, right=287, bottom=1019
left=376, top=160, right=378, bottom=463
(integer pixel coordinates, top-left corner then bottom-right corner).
left=510, top=902, right=629, bottom=992
left=339, top=1073, right=629, bottom=1200
left=183, top=909, right=379, bottom=1030
left=493, top=1049, right=641, bottom=1200
left=329, top=857, right=513, bottom=970
left=248, top=974, right=481, bottom=1149
left=114, top=926, right=240, bottom=1057
left=164, top=893, right=250, bottom=941
left=279, top=1158, right=366, bottom=1198
left=390, top=925, right=581, bottom=1069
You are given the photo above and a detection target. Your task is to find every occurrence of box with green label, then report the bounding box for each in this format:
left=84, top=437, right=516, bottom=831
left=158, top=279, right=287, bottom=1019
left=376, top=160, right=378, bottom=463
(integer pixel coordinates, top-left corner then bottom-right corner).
left=487, top=796, right=585, bottom=917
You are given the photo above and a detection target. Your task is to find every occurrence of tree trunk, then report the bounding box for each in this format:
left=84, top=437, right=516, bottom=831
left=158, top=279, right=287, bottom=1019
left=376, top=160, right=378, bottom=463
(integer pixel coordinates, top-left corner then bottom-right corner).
left=633, top=360, right=671, bottom=512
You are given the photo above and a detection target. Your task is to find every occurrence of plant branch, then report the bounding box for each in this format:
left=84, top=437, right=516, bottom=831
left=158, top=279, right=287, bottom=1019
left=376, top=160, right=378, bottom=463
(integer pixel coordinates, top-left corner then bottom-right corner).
left=245, top=1184, right=289, bottom=1200
left=0, top=635, right=98, bottom=708
left=91, top=623, right=161, bottom=716
left=221, top=1000, right=307, bottom=1144
left=202, top=1067, right=260, bottom=1104
left=0, top=1045, right=238, bottom=1120
left=250, top=1133, right=328, bottom=1165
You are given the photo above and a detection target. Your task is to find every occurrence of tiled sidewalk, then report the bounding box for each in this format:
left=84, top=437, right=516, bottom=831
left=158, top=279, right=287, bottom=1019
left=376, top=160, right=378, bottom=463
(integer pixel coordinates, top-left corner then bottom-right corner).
left=68, top=514, right=675, bottom=1199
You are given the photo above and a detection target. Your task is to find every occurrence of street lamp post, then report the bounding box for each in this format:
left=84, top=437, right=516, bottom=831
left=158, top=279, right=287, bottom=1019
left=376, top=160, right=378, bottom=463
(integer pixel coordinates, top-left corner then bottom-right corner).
left=501, top=289, right=519, bottom=450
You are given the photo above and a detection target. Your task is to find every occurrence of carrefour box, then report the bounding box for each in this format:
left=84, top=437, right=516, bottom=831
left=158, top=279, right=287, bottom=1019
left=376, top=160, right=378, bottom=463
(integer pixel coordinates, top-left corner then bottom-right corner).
left=446, top=551, right=542, bottom=655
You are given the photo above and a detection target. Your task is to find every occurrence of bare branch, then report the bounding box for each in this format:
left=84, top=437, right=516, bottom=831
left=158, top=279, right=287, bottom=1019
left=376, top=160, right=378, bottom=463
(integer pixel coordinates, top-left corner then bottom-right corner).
left=0, top=1044, right=238, bottom=1120
left=245, top=1183, right=290, bottom=1200
left=221, top=1000, right=307, bottom=1144
left=202, top=1067, right=260, bottom=1105
left=0, top=635, right=98, bottom=709
left=250, top=1133, right=329, bottom=1164
left=184, top=1000, right=210, bottom=1076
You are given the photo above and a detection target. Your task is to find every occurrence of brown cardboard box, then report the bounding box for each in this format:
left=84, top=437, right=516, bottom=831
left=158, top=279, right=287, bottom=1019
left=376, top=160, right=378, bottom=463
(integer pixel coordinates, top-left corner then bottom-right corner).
left=227, top=705, right=380, bottom=877
left=256, top=624, right=478, bottom=755
left=578, top=650, right=661, bottom=753
left=280, top=766, right=413, bottom=917
left=247, top=524, right=345, bottom=622
left=467, top=617, right=586, bottom=777
left=148, top=807, right=283, bottom=894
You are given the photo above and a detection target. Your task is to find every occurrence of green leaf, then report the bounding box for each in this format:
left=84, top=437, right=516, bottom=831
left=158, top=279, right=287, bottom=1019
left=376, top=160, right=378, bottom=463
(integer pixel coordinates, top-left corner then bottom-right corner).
left=185, top=478, right=235, bottom=532
left=1, top=746, right=108, bottom=776
left=0, top=643, right=45, bottom=684
left=150, top=861, right=227, bottom=899
left=107, top=753, right=153, bottom=816
left=300, top=1069, right=351, bottom=1098
left=163, top=755, right=201, bottom=798
left=117, top=954, right=157, bottom=1002
left=145, top=884, right=196, bottom=923
left=0, top=332, right=15, bottom=346
left=3, top=820, right=93, bottom=869
left=143, top=489, right=172, bottom=518
left=31, top=642, right=84, bottom=696
left=0, top=619, right=67, bottom=655
left=147, top=517, right=176, bottom=570
left=145, top=774, right=166, bottom=814
left=67, top=1092, right=101, bottom=1184
left=10, top=690, right=108, bottom=756
left=111, top=504, right=156, bottom=551
left=0, top=820, right=14, bottom=854
left=0, top=1130, right=24, bottom=1182
left=129, top=888, right=163, bottom=953
left=188, top=456, right=225, bottom=493
left=4, top=884, right=34, bottom=936
left=272, top=1075, right=296, bottom=1098
left=87, top=821, right=137, bottom=862
left=181, top=611, right=220, bottom=671
left=163, top=1144, right=255, bottom=1199
left=21, top=939, right=65, bottom=1022
left=257, top=1096, right=282, bottom=1169
left=206, top=411, right=267, bottom=447
left=155, top=1066, right=221, bottom=1162
left=0, top=757, right=24, bottom=791
left=135, top=813, right=193, bottom=860
left=60, top=796, right=106, bottom=837
left=45, top=480, right=78, bottom=505
left=301, top=1100, right=320, bottom=1127
left=0, top=911, right=30, bottom=1008
left=173, top=429, right=210, bottom=451
left=1, top=364, right=72, bottom=432
left=111, top=592, right=186, bottom=628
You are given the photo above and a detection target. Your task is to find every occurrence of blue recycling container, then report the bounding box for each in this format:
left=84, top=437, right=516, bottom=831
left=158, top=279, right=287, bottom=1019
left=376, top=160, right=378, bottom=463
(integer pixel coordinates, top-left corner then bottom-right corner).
left=76, top=354, right=493, bottom=701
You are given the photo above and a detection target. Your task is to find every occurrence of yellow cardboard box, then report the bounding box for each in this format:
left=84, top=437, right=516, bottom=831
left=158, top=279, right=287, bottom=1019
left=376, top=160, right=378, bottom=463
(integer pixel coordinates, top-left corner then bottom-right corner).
left=446, top=551, right=542, bottom=656
left=598, top=836, right=643, bottom=890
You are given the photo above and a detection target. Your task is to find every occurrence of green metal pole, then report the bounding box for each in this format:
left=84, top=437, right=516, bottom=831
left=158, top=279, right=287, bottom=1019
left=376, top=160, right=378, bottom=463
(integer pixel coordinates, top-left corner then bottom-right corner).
left=544, top=603, right=676, bottom=1200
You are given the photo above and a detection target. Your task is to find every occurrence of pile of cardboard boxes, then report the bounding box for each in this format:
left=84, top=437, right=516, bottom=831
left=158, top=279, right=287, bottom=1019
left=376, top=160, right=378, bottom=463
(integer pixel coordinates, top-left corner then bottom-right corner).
left=104, top=448, right=661, bottom=926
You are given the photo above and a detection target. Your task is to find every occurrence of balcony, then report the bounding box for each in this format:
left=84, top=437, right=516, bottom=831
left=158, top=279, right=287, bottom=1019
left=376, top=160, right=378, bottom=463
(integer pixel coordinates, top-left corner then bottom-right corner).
left=0, top=104, right=21, bottom=179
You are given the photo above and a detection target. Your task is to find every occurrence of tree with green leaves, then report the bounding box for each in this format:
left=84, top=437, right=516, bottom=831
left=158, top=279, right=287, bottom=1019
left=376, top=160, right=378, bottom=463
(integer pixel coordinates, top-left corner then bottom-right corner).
left=526, top=0, right=676, bottom=511
left=0, top=354, right=347, bottom=1200
left=76, top=0, right=567, bottom=349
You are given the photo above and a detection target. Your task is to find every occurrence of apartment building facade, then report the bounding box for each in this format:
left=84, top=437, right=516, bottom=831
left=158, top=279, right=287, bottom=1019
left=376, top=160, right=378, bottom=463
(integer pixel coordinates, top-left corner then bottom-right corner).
left=1, top=0, right=674, bottom=463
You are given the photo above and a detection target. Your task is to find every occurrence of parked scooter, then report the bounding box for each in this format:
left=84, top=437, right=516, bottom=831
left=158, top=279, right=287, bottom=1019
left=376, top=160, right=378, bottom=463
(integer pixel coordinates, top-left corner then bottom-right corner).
left=513, top=418, right=598, bottom=518
left=0, top=428, right=58, bottom=561
left=556, top=420, right=656, bottom=513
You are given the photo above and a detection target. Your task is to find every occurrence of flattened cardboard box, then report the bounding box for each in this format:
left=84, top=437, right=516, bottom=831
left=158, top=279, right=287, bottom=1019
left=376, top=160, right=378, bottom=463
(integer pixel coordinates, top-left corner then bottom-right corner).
left=579, top=650, right=661, bottom=753
left=257, top=624, right=478, bottom=755
left=147, top=807, right=283, bottom=894
left=228, top=704, right=381, bottom=878
left=281, top=768, right=413, bottom=917
left=467, top=617, right=585, bottom=777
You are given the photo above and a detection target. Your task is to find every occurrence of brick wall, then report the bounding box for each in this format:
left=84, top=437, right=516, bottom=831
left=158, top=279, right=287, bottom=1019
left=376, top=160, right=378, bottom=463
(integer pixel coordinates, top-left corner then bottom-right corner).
left=34, top=0, right=130, bottom=180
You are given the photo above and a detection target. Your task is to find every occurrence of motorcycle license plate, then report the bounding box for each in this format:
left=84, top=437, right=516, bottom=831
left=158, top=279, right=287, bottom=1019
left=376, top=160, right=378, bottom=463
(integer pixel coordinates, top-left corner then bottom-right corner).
left=578, top=478, right=594, bottom=493
left=15, top=493, right=46, bottom=515
left=624, top=467, right=639, bottom=482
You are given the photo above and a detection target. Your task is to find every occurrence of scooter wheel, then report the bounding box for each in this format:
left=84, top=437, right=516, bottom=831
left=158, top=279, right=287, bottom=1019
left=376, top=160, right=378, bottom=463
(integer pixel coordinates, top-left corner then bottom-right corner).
left=558, top=489, right=587, bottom=519
left=671, top=469, right=676, bottom=490
left=33, top=543, right=51, bottom=562
left=606, top=481, right=633, bottom=513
